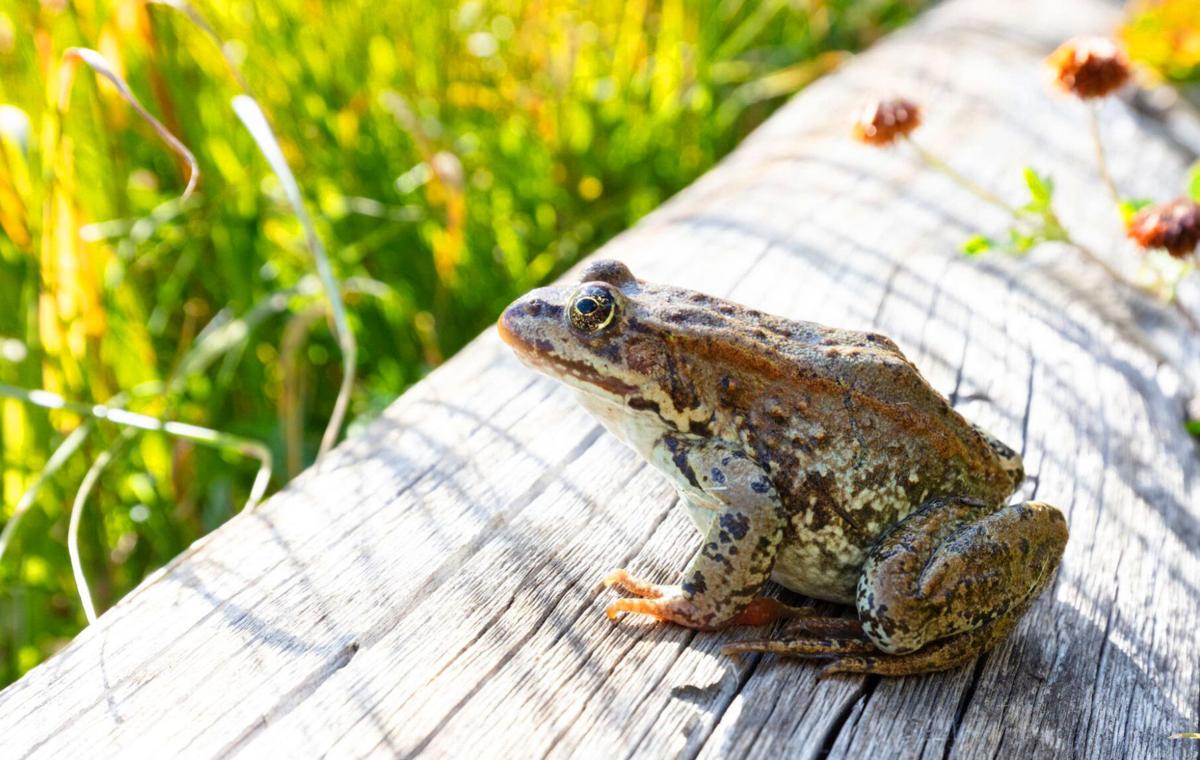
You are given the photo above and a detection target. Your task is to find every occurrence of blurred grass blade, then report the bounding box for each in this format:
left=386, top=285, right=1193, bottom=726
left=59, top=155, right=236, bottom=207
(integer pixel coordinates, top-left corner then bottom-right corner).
left=69, top=447, right=117, bottom=623
left=0, top=424, right=91, bottom=566
left=60, top=48, right=198, bottom=201
left=232, top=95, right=357, bottom=457
left=0, top=384, right=271, bottom=509
left=150, top=0, right=254, bottom=93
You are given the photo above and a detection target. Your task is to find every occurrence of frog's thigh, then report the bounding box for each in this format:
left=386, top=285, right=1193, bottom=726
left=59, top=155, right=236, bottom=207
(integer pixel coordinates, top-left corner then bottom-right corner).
left=857, top=496, right=1068, bottom=655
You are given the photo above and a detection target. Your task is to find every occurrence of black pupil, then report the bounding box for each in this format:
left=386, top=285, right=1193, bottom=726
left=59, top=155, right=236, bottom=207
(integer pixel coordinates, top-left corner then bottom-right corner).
left=577, top=298, right=598, bottom=314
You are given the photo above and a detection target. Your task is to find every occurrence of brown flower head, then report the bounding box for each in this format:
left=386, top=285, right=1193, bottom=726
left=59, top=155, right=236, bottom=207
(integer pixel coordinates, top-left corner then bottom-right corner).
left=852, top=98, right=921, bottom=146
left=1127, top=198, right=1200, bottom=259
left=1046, top=37, right=1131, bottom=98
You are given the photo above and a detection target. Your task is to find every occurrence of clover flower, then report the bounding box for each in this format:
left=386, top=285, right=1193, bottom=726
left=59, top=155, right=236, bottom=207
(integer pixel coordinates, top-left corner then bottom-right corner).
left=851, top=98, right=921, bottom=146
left=1126, top=197, right=1200, bottom=258
left=1046, top=37, right=1131, bottom=99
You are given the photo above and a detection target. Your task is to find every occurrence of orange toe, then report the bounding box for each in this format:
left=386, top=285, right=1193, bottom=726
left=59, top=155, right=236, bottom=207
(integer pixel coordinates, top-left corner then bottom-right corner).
left=600, top=569, right=665, bottom=598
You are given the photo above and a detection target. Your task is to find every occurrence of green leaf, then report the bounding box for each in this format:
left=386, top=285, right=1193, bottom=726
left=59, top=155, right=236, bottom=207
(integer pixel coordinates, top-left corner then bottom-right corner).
left=1186, top=161, right=1200, bottom=203
left=962, top=234, right=993, bottom=255
left=1007, top=228, right=1039, bottom=254
left=1118, top=197, right=1153, bottom=225
left=1186, top=419, right=1200, bottom=438
left=1022, top=166, right=1054, bottom=208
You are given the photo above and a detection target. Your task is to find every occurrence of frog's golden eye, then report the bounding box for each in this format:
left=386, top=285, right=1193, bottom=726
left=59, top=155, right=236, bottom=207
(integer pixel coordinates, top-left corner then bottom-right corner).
left=569, top=285, right=618, bottom=334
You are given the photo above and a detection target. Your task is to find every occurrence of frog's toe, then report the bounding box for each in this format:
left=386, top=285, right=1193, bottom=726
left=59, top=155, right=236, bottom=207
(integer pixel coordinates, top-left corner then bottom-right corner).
left=599, top=568, right=675, bottom=598
left=781, top=615, right=864, bottom=638
left=604, top=596, right=702, bottom=626
left=720, top=635, right=877, bottom=659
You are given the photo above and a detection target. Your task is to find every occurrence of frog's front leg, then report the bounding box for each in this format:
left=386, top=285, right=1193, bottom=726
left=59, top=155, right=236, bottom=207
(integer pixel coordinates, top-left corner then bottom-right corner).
left=602, top=438, right=801, bottom=631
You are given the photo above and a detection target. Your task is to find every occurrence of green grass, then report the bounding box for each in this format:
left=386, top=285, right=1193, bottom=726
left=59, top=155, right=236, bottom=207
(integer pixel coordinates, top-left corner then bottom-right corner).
left=0, top=0, right=921, bottom=685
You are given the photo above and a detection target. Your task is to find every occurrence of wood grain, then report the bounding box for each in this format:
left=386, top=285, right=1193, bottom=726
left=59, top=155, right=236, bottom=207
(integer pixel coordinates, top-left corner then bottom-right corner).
left=2, top=0, right=1198, bottom=757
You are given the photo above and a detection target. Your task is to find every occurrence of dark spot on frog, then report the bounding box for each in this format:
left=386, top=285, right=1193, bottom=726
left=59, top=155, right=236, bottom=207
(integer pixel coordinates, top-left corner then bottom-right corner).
left=709, top=467, right=726, bottom=485
left=664, top=435, right=700, bottom=489
left=531, top=302, right=563, bottom=320
left=701, top=542, right=729, bottom=566
left=720, top=512, right=750, bottom=540
left=628, top=397, right=661, bottom=415
left=664, top=350, right=701, bottom=411
left=751, top=477, right=771, bottom=494
left=590, top=339, right=621, bottom=362
left=688, top=418, right=712, bottom=436
left=681, top=571, right=708, bottom=595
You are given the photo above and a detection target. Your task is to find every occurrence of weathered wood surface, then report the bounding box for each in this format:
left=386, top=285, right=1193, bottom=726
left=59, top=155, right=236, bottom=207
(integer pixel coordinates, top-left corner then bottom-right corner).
left=2, top=0, right=1199, bottom=756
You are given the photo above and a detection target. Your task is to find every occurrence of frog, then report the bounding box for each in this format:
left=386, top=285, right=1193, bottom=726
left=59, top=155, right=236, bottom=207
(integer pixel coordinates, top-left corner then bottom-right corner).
left=497, top=259, right=1068, bottom=677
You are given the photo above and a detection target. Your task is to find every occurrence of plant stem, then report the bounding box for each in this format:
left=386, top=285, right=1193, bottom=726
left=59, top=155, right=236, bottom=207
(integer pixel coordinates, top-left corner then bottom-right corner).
left=1088, top=103, right=1120, bottom=209
left=904, top=136, right=1200, bottom=333
left=69, top=446, right=118, bottom=624
left=1066, top=237, right=1200, bottom=333
left=904, top=136, right=1021, bottom=217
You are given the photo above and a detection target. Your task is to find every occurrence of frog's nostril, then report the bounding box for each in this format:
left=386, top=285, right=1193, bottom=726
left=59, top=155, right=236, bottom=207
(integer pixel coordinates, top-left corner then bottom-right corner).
left=524, top=300, right=543, bottom=317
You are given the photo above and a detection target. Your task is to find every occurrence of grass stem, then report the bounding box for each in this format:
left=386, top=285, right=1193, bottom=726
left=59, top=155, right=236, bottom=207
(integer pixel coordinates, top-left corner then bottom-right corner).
left=905, top=136, right=1020, bottom=217
left=1087, top=103, right=1121, bottom=210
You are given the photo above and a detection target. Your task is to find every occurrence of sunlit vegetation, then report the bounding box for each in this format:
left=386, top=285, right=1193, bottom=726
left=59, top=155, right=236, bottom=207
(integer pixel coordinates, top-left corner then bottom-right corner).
left=0, top=0, right=924, bottom=684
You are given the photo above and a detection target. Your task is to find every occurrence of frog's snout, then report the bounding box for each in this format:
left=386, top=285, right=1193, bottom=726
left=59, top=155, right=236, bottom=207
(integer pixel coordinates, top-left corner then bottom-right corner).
left=497, top=299, right=533, bottom=349
left=498, top=290, right=559, bottom=352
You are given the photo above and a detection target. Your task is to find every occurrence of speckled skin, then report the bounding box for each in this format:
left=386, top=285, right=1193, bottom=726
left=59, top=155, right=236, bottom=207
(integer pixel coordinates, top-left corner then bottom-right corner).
left=498, top=260, right=1068, bottom=676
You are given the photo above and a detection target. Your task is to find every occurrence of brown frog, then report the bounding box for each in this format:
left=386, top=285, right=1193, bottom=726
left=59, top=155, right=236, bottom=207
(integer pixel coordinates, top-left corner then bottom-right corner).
left=498, top=260, right=1068, bottom=676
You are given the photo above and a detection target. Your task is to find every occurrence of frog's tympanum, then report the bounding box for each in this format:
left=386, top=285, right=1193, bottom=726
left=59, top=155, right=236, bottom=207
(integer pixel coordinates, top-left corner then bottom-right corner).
left=498, top=260, right=1068, bottom=676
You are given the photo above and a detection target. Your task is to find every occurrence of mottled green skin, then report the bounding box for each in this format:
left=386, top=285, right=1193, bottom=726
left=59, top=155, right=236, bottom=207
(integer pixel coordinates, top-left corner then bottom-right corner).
left=499, top=260, right=1068, bottom=669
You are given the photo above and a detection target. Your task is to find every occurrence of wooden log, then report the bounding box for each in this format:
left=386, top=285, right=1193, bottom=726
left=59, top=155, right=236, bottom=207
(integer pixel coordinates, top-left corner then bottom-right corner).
left=2, top=0, right=1197, bottom=756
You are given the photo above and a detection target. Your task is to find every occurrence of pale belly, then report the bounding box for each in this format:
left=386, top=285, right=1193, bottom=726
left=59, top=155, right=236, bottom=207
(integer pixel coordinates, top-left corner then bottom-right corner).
left=682, top=501, right=863, bottom=605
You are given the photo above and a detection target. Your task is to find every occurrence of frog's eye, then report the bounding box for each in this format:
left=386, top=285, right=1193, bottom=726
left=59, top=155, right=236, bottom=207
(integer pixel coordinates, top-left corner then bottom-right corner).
left=569, top=285, right=618, bottom=334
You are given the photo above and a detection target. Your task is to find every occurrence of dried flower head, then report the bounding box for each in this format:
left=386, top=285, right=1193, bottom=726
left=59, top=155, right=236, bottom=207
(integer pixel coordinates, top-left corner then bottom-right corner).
left=1127, top=198, right=1200, bottom=258
left=1046, top=37, right=1131, bottom=98
left=852, top=98, right=921, bottom=146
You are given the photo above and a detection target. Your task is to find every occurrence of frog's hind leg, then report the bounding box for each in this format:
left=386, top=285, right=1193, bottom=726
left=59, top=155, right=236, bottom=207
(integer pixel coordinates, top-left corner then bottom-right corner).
left=855, top=496, right=1067, bottom=659
left=721, top=496, right=1068, bottom=677
left=720, top=616, right=870, bottom=659
left=817, top=609, right=1022, bottom=677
